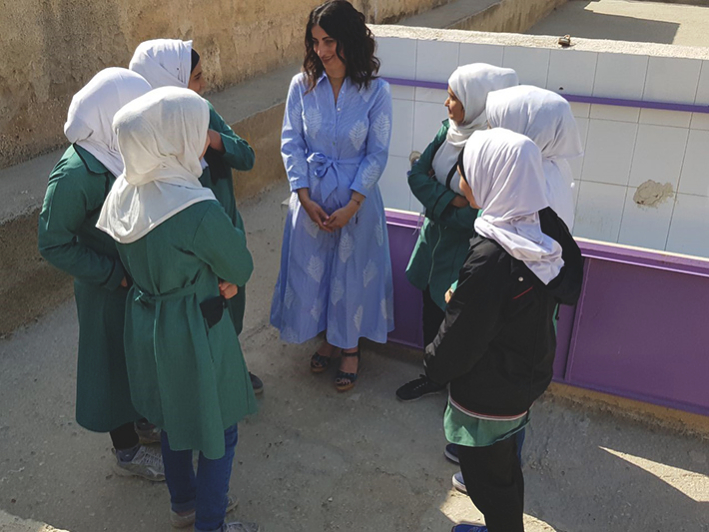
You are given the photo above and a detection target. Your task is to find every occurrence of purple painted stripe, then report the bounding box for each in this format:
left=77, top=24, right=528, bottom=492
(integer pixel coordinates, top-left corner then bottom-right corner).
left=382, top=76, right=709, bottom=115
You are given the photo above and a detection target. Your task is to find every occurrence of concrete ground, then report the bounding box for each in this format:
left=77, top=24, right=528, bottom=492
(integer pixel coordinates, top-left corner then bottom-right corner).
left=528, top=0, right=709, bottom=46
left=2, top=183, right=709, bottom=532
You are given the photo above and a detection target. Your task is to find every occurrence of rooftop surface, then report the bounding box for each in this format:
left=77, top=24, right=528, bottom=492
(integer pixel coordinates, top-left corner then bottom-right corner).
left=2, top=183, right=709, bottom=532
left=528, top=0, right=709, bottom=47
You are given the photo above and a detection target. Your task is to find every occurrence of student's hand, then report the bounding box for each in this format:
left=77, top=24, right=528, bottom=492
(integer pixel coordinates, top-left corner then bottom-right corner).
left=301, top=198, right=332, bottom=233
left=219, top=281, right=238, bottom=299
left=324, top=203, right=357, bottom=230
left=207, top=130, right=225, bottom=153
left=451, top=195, right=469, bottom=208
left=445, top=288, right=455, bottom=304
left=120, top=277, right=128, bottom=288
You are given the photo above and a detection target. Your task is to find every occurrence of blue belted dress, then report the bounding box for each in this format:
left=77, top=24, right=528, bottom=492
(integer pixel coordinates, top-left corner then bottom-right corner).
left=270, top=72, right=395, bottom=349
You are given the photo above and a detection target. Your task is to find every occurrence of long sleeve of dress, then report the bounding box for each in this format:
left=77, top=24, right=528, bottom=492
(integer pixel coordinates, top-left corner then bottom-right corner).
left=424, top=252, right=504, bottom=385
left=281, top=77, right=309, bottom=192
left=192, top=204, right=254, bottom=287
left=350, top=82, right=393, bottom=197
left=38, top=176, right=125, bottom=290
left=208, top=104, right=255, bottom=171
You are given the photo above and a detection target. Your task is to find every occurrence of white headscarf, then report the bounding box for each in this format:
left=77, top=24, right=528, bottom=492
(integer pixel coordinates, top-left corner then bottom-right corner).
left=97, top=87, right=216, bottom=244
left=431, top=64, right=518, bottom=195
left=462, top=128, right=564, bottom=285
left=486, top=85, right=583, bottom=229
left=129, top=39, right=193, bottom=89
left=64, top=68, right=152, bottom=177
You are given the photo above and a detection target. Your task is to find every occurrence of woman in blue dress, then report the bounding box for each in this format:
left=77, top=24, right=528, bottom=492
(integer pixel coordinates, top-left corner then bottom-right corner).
left=270, top=0, right=394, bottom=392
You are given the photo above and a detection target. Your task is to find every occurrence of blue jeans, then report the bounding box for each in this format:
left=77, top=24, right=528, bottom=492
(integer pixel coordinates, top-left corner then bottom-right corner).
left=161, top=425, right=238, bottom=532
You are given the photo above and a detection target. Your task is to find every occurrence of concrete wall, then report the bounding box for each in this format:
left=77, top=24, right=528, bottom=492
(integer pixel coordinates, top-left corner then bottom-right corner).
left=374, top=26, right=709, bottom=259
left=449, top=0, right=567, bottom=33
left=0, top=0, right=451, bottom=169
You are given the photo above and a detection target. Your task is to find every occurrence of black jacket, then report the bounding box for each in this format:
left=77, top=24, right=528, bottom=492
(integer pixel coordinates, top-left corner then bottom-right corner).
left=424, top=208, right=584, bottom=417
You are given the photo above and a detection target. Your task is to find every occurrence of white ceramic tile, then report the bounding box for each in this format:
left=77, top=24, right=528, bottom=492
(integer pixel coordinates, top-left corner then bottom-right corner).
left=581, top=120, right=637, bottom=186
left=618, top=187, right=674, bottom=251
left=695, top=61, right=709, bottom=105
left=569, top=102, right=590, bottom=119
left=572, top=181, right=581, bottom=212
left=390, top=99, right=414, bottom=158
left=379, top=155, right=413, bottom=211
left=412, top=101, right=447, bottom=152
left=678, top=129, right=709, bottom=197
left=458, top=43, right=504, bottom=67
left=592, top=53, right=648, bottom=100
left=643, top=57, right=702, bottom=104
left=391, top=85, right=415, bottom=100
left=573, top=181, right=627, bottom=243
left=416, top=40, right=460, bottom=82
left=546, top=50, right=597, bottom=96
left=690, top=112, right=709, bottom=131
left=409, top=193, right=424, bottom=213
left=589, top=104, right=639, bottom=123
left=639, top=108, right=691, bottom=129
left=502, top=47, right=550, bottom=87
left=414, top=87, right=449, bottom=104
left=628, top=125, right=688, bottom=189
left=376, top=37, right=417, bottom=79
left=666, top=194, right=709, bottom=258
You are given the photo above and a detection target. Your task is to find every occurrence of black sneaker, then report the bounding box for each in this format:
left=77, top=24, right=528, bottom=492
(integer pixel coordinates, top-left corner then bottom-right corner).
left=395, top=375, right=445, bottom=402
left=250, top=372, right=264, bottom=395
left=444, top=443, right=460, bottom=464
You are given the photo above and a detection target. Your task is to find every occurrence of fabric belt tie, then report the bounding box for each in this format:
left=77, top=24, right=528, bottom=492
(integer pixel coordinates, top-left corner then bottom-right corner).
left=306, top=152, right=360, bottom=203
left=136, top=284, right=226, bottom=329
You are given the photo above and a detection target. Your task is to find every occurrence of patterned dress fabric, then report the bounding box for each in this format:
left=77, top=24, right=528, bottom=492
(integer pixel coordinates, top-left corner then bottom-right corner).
left=270, top=72, right=394, bottom=349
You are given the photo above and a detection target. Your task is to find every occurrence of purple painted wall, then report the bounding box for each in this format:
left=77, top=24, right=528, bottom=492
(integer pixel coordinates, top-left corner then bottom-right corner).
left=386, top=211, right=709, bottom=416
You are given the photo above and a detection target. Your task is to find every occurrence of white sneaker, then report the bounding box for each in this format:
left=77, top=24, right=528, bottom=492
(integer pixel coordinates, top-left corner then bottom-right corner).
left=113, top=445, right=165, bottom=481
left=223, top=521, right=260, bottom=532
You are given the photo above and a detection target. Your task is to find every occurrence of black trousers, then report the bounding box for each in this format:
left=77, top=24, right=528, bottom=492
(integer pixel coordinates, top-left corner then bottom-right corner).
left=422, top=286, right=446, bottom=347
left=109, top=421, right=139, bottom=450
left=458, top=435, right=525, bottom=532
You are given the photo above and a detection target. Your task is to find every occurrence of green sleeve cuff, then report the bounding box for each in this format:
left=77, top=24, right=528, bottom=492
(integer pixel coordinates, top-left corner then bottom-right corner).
left=105, top=259, right=126, bottom=291
left=431, top=189, right=456, bottom=219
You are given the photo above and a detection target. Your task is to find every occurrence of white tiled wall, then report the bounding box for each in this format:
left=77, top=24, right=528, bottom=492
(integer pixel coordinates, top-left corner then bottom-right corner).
left=375, top=36, right=709, bottom=259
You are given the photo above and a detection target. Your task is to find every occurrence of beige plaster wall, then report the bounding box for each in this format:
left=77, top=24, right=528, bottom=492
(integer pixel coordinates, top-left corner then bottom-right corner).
left=0, top=0, right=450, bottom=169
left=450, top=0, right=567, bottom=33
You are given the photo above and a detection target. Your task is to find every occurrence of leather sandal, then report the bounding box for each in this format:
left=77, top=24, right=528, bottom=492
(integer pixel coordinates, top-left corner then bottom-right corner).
left=310, top=352, right=332, bottom=374
left=335, top=350, right=360, bottom=392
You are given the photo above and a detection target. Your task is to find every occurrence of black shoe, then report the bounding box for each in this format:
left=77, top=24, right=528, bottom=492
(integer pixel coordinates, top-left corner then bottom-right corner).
left=249, top=372, right=264, bottom=395
left=395, top=375, right=445, bottom=402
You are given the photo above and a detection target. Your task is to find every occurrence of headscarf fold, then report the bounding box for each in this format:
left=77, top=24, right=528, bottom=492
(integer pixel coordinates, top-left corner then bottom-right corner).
left=431, top=64, right=518, bottom=195
left=97, top=87, right=216, bottom=243
left=486, top=85, right=583, bottom=229
left=462, top=128, right=564, bottom=284
left=129, top=39, right=193, bottom=89
left=64, top=68, right=152, bottom=177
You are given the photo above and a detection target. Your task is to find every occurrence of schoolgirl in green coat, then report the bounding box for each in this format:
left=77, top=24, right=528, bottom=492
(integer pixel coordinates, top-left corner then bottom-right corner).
left=38, top=68, right=164, bottom=480
left=129, top=39, right=262, bottom=392
left=97, top=86, right=258, bottom=532
left=396, top=64, right=519, bottom=402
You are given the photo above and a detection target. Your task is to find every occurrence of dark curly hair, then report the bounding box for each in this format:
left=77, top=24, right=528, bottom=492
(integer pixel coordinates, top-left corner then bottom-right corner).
left=303, top=0, right=380, bottom=93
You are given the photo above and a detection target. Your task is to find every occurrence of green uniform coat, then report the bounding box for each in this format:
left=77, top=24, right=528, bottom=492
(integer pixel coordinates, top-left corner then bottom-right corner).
left=38, top=145, right=140, bottom=432
left=117, top=201, right=256, bottom=460
left=199, top=102, right=255, bottom=336
left=405, top=121, right=478, bottom=311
